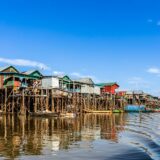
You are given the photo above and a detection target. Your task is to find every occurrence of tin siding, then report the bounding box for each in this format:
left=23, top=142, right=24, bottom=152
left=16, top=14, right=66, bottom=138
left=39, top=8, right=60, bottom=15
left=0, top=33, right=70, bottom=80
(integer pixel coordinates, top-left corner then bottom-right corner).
left=81, top=84, right=94, bottom=94
left=42, top=77, right=60, bottom=89
left=94, top=86, right=101, bottom=95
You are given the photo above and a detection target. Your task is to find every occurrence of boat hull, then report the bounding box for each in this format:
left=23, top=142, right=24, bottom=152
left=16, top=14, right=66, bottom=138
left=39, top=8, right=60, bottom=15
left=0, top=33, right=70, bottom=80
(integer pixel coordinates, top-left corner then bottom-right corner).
left=83, top=109, right=112, bottom=114
left=153, top=109, right=160, bottom=112
left=60, top=113, right=76, bottom=118
left=113, top=110, right=124, bottom=113
left=125, top=105, right=146, bottom=112
left=30, top=112, right=59, bottom=117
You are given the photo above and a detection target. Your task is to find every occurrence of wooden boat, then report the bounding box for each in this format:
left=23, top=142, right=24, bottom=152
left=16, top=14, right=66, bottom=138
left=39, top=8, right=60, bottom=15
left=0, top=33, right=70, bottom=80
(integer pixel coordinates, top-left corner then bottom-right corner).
left=124, top=105, right=146, bottom=112
left=30, top=111, right=59, bottom=117
left=60, top=112, right=76, bottom=118
left=144, top=108, right=153, bottom=113
left=83, top=109, right=112, bottom=114
left=113, top=109, right=124, bottom=113
left=153, top=108, right=160, bottom=112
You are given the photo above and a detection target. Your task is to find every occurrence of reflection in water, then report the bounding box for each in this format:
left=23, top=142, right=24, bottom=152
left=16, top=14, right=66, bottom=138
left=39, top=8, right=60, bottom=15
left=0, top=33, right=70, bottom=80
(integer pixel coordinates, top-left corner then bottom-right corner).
left=0, top=113, right=158, bottom=160
left=81, top=114, right=125, bottom=142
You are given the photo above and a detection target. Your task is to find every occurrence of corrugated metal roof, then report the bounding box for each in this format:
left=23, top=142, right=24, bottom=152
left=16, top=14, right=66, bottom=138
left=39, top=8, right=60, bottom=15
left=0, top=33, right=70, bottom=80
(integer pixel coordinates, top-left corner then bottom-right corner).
left=76, top=78, right=94, bottom=85
left=0, top=66, right=19, bottom=73
left=23, top=70, right=43, bottom=77
left=126, top=90, right=144, bottom=95
left=0, top=72, right=40, bottom=79
left=96, top=82, right=119, bottom=87
left=56, top=75, right=65, bottom=78
left=23, top=70, right=35, bottom=75
left=43, top=75, right=72, bottom=81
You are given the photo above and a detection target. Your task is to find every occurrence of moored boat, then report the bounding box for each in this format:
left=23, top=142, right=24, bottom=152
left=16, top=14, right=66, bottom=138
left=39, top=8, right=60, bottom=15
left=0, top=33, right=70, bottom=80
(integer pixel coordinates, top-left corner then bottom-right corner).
left=113, top=109, right=124, bottom=113
left=124, top=105, right=146, bottom=112
left=144, top=108, right=153, bottom=113
left=83, top=109, right=112, bottom=114
left=60, top=112, right=76, bottom=118
left=153, top=108, right=160, bottom=112
left=30, top=111, right=59, bottom=117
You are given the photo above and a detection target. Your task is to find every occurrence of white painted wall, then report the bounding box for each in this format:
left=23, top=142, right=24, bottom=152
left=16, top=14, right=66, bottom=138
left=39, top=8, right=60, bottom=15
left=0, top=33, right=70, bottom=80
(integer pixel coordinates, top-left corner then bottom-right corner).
left=42, top=77, right=59, bottom=89
left=51, top=77, right=60, bottom=88
left=81, top=84, right=94, bottom=94
left=94, top=86, right=101, bottom=95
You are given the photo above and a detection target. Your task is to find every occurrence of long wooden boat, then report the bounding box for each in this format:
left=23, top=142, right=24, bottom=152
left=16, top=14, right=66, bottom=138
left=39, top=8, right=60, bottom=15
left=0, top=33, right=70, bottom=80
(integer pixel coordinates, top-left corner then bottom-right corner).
left=30, top=111, right=59, bottom=117
left=153, top=108, right=160, bottom=112
left=83, top=109, right=112, bottom=114
left=60, top=113, right=76, bottom=118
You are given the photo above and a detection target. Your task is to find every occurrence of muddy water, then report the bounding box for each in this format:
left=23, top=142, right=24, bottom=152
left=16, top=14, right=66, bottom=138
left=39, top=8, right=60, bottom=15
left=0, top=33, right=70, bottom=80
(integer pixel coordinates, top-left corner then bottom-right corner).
left=0, top=113, right=159, bottom=160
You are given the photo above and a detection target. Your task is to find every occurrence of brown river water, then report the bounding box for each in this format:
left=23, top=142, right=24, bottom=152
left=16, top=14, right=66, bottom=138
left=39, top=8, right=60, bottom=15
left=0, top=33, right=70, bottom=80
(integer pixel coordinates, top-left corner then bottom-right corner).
left=0, top=113, right=159, bottom=160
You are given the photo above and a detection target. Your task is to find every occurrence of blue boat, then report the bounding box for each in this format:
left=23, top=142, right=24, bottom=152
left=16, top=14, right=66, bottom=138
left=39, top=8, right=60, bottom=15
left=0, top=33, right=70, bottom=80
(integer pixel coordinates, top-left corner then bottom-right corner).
left=124, top=105, right=146, bottom=112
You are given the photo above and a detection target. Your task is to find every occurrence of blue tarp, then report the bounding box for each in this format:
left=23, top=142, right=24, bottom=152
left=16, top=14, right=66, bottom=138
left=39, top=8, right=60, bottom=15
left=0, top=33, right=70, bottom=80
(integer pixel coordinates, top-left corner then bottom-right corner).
left=125, top=105, right=146, bottom=112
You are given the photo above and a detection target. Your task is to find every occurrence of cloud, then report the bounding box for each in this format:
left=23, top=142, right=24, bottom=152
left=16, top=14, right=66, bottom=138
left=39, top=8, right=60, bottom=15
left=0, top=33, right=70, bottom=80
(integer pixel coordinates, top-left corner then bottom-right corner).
left=0, top=57, right=49, bottom=70
left=53, top=71, right=64, bottom=75
left=128, top=77, right=150, bottom=89
left=71, top=72, right=82, bottom=77
left=70, top=72, right=100, bottom=83
left=147, top=67, right=160, bottom=74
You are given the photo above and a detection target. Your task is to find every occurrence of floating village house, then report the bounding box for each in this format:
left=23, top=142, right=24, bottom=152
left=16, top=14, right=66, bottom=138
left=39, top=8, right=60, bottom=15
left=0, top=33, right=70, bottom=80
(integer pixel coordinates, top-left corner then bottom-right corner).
left=42, top=76, right=101, bottom=95
left=96, top=82, right=119, bottom=95
left=0, top=66, right=43, bottom=89
left=76, top=78, right=95, bottom=94
left=75, top=78, right=101, bottom=95
left=116, top=91, right=126, bottom=97
left=42, top=75, right=81, bottom=93
left=125, top=90, right=160, bottom=106
left=0, top=66, right=117, bottom=96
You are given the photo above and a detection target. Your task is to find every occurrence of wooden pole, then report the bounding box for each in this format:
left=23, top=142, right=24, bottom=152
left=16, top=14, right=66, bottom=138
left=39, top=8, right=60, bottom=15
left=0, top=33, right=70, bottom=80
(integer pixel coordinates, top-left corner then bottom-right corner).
left=41, top=89, right=43, bottom=111
left=12, top=87, right=15, bottom=114
left=88, top=94, right=90, bottom=110
left=34, top=92, right=37, bottom=113
left=51, top=89, right=55, bottom=112
left=46, top=89, right=49, bottom=111
left=20, top=89, right=25, bottom=115
left=28, top=96, right=30, bottom=113
left=4, top=88, right=7, bottom=113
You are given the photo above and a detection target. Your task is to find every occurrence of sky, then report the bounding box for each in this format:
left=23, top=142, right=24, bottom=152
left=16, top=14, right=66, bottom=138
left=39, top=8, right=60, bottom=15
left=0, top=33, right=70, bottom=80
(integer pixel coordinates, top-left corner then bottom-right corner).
left=0, top=0, right=160, bottom=95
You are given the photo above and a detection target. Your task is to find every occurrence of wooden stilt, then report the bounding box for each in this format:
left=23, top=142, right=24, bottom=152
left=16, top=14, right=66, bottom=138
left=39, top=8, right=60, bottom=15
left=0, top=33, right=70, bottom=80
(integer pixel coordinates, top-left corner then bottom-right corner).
left=20, top=89, right=25, bottom=115
left=51, top=90, right=55, bottom=112
left=12, top=87, right=15, bottom=114
left=4, top=88, right=7, bottom=114
left=46, top=90, right=49, bottom=111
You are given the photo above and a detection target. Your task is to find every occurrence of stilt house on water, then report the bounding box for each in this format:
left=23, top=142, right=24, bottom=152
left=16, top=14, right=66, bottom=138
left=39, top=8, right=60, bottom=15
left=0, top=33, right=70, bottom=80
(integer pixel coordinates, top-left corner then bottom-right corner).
left=0, top=66, right=43, bottom=90
left=1, top=65, right=160, bottom=115
left=124, top=90, right=160, bottom=107
left=73, top=78, right=101, bottom=95
left=42, top=75, right=81, bottom=93
left=42, top=76, right=101, bottom=95
left=76, top=78, right=94, bottom=94
left=96, top=82, right=119, bottom=95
